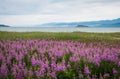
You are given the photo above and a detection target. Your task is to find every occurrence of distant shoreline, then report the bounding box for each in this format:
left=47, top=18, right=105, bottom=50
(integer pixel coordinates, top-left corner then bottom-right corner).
left=0, top=27, right=120, bottom=33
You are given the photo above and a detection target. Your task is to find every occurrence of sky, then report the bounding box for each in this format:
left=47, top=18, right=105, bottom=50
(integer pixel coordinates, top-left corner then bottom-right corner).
left=0, top=0, right=120, bottom=26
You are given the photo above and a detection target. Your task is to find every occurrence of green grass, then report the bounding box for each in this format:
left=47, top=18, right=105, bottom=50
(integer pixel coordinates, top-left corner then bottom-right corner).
left=0, top=31, right=120, bottom=42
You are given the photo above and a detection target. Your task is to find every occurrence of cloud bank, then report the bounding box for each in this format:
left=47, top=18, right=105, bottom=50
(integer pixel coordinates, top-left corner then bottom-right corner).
left=0, top=0, right=120, bottom=26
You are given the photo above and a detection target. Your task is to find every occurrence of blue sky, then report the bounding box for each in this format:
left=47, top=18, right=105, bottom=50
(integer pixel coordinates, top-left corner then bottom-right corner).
left=0, top=0, right=120, bottom=26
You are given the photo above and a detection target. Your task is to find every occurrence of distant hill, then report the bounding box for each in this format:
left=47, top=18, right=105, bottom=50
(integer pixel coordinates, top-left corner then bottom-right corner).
left=0, top=24, right=10, bottom=27
left=39, top=18, right=120, bottom=27
left=76, top=25, right=88, bottom=27
left=79, top=18, right=120, bottom=27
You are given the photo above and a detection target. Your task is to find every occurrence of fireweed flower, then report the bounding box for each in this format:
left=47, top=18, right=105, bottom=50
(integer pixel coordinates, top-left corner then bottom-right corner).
left=35, top=70, right=40, bottom=77
left=6, top=55, right=12, bottom=64
left=49, top=71, right=57, bottom=79
left=0, top=53, right=3, bottom=60
left=113, top=68, right=118, bottom=76
left=28, top=70, right=33, bottom=77
left=67, top=64, right=71, bottom=68
left=69, top=57, right=80, bottom=62
left=31, top=57, right=37, bottom=66
left=51, top=63, right=57, bottom=69
left=56, top=64, right=66, bottom=71
left=92, top=77, right=98, bottom=79
left=84, top=66, right=91, bottom=75
left=74, top=64, right=79, bottom=70
left=79, top=72, right=83, bottom=78
left=0, top=64, right=8, bottom=77
left=23, top=69, right=28, bottom=76
left=0, top=40, right=120, bottom=78
left=16, top=70, right=24, bottom=79
left=104, top=73, right=110, bottom=78
left=118, top=61, right=120, bottom=67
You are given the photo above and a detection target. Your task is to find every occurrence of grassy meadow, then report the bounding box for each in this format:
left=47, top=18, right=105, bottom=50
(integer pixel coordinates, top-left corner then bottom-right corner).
left=0, top=31, right=120, bottom=79
left=0, top=31, right=120, bottom=42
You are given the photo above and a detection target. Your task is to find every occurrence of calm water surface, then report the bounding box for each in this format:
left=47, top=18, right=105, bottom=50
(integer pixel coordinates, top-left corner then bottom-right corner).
left=0, top=27, right=120, bottom=33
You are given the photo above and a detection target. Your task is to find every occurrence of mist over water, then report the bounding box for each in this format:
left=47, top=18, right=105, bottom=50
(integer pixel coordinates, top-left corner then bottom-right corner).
left=0, top=27, right=120, bottom=33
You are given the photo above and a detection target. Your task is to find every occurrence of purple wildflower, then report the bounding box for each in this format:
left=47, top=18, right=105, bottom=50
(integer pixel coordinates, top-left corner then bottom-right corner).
left=0, top=64, right=8, bottom=77
left=113, top=68, right=118, bottom=76
left=84, top=66, right=91, bottom=75
left=79, top=72, right=83, bottom=78
left=104, top=73, right=110, bottom=77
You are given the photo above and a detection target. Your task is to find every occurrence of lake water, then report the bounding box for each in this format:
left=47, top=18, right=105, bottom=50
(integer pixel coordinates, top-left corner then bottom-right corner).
left=0, top=27, right=120, bottom=33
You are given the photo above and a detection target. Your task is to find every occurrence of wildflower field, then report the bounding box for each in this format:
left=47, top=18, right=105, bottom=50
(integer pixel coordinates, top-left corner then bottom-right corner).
left=0, top=32, right=120, bottom=79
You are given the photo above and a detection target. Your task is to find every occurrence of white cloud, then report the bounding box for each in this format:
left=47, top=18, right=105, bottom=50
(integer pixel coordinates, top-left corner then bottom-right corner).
left=0, top=14, right=61, bottom=26
left=0, top=0, right=120, bottom=26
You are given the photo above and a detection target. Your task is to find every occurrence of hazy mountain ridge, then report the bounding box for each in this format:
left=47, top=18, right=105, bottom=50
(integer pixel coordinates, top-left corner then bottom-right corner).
left=0, top=24, right=10, bottom=27
left=39, top=18, right=120, bottom=27
left=1, top=18, right=120, bottom=27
